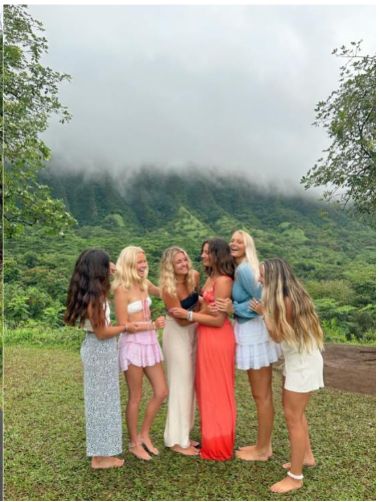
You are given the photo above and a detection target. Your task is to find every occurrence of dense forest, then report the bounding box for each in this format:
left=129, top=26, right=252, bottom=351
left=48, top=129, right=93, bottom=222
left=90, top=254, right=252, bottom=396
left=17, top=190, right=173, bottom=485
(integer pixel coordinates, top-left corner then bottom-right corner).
left=5, top=167, right=376, bottom=344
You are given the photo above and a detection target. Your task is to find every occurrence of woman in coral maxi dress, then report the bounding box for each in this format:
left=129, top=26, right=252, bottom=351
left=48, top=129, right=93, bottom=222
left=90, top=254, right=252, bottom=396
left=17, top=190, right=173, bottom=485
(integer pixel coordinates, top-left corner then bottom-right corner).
left=171, top=238, right=236, bottom=461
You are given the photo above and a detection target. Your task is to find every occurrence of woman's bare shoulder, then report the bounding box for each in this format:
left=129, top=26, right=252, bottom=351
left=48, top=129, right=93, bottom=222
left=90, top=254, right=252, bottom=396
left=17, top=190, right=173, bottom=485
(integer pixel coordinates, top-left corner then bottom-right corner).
left=114, top=285, right=129, bottom=297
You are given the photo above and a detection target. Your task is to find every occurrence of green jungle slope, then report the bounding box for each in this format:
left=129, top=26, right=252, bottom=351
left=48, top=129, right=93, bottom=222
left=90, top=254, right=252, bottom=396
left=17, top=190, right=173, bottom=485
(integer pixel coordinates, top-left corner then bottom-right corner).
left=5, top=167, right=376, bottom=344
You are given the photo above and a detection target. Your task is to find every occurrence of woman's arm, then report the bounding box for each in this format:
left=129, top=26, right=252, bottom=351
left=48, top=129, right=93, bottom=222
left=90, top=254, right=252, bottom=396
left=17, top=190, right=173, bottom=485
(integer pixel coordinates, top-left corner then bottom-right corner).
left=250, top=298, right=282, bottom=343
left=238, top=264, right=262, bottom=299
left=162, top=290, right=193, bottom=327
left=87, top=303, right=135, bottom=340
left=114, top=286, right=130, bottom=325
left=171, top=277, right=233, bottom=327
left=147, top=280, right=161, bottom=297
left=214, top=298, right=234, bottom=314
left=231, top=265, right=261, bottom=318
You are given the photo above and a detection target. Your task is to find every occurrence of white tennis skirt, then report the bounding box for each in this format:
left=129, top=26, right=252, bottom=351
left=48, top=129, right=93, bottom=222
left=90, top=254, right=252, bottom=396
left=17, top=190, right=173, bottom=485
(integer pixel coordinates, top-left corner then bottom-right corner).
left=234, top=317, right=282, bottom=370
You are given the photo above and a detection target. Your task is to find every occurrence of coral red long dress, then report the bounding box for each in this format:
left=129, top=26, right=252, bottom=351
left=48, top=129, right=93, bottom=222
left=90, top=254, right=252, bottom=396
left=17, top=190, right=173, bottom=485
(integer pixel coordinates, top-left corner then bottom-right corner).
left=196, top=277, right=236, bottom=461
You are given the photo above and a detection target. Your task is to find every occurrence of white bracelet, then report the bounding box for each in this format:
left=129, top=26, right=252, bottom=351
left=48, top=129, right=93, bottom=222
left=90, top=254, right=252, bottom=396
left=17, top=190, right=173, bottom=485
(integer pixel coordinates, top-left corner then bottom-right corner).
left=287, top=471, right=304, bottom=480
left=186, top=311, right=193, bottom=322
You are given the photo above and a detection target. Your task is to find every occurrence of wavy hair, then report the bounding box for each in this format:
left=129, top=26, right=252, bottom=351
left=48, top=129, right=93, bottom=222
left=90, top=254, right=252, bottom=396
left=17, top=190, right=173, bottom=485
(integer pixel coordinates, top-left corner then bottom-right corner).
left=201, top=240, right=212, bottom=276
left=233, top=230, right=260, bottom=278
left=261, top=258, right=323, bottom=352
left=207, top=238, right=235, bottom=279
left=64, top=249, right=110, bottom=328
left=159, top=247, right=196, bottom=297
left=111, top=246, right=148, bottom=292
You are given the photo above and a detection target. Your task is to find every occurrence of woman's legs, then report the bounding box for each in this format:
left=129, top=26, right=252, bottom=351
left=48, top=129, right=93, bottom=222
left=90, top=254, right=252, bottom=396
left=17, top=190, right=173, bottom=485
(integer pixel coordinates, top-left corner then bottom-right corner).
left=282, top=413, right=316, bottom=468
left=236, top=365, right=274, bottom=461
left=139, top=363, right=168, bottom=454
left=125, top=365, right=151, bottom=460
left=270, top=387, right=311, bottom=493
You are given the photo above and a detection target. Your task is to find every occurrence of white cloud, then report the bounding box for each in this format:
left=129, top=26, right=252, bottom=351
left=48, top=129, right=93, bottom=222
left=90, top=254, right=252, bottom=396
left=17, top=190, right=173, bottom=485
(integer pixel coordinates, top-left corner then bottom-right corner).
left=29, top=4, right=375, bottom=189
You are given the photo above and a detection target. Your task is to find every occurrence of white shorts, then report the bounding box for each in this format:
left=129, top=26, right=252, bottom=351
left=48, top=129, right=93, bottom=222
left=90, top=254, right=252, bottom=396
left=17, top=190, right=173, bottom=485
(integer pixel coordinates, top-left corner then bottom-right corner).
left=282, top=341, right=324, bottom=393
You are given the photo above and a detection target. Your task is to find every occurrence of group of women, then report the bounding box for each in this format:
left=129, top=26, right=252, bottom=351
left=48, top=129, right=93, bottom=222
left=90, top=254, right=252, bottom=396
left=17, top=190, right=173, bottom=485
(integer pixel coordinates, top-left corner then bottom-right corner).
left=64, top=230, right=324, bottom=494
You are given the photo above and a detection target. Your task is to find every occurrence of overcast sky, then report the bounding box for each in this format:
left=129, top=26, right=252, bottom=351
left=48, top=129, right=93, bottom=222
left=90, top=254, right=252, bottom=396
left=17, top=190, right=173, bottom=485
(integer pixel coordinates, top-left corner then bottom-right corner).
left=30, top=4, right=376, bottom=191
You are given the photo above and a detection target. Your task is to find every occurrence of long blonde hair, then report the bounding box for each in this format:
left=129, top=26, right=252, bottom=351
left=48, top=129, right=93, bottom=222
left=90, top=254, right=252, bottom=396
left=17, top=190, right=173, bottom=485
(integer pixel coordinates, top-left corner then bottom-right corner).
left=233, top=230, right=260, bottom=278
left=112, top=246, right=148, bottom=292
left=261, top=258, right=323, bottom=352
left=159, top=247, right=196, bottom=297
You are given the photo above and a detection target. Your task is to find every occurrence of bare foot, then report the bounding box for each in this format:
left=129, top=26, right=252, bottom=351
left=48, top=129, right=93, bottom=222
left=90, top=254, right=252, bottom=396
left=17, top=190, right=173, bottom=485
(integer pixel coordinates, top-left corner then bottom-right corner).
left=190, top=439, right=200, bottom=447
left=282, top=459, right=316, bottom=469
left=270, top=476, right=303, bottom=493
left=238, top=444, right=273, bottom=456
left=129, top=442, right=151, bottom=461
left=139, top=435, right=159, bottom=455
left=235, top=445, right=272, bottom=461
left=171, top=444, right=200, bottom=456
left=91, top=456, right=124, bottom=469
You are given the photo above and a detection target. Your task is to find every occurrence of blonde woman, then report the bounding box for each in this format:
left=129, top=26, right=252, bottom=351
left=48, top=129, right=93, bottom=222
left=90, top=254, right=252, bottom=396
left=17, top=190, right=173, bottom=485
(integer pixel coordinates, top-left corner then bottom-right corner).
left=160, top=247, right=200, bottom=456
left=251, top=258, right=324, bottom=494
left=216, top=230, right=281, bottom=461
left=113, top=246, right=167, bottom=461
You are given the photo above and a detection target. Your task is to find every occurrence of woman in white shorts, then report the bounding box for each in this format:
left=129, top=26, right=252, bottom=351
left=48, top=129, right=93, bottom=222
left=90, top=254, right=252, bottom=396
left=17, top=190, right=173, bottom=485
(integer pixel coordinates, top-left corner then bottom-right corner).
left=251, top=257, right=324, bottom=495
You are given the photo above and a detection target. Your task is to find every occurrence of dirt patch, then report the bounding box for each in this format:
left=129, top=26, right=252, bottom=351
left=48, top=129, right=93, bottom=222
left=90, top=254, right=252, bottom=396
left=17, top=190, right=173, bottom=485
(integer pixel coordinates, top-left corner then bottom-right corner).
left=274, top=343, right=376, bottom=396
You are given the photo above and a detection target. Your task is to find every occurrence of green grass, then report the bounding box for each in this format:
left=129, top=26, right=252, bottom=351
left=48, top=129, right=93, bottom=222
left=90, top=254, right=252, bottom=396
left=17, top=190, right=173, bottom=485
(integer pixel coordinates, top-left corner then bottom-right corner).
left=4, top=342, right=376, bottom=501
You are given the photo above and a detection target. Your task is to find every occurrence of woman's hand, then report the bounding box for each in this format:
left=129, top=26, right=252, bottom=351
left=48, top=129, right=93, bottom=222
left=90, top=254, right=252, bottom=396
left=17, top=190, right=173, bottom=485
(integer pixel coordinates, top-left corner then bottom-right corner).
left=201, top=302, right=219, bottom=317
left=125, top=323, right=142, bottom=334
left=215, top=298, right=234, bottom=314
left=110, top=262, right=117, bottom=276
left=154, top=316, right=166, bottom=329
left=169, top=307, right=188, bottom=319
left=249, top=298, right=263, bottom=315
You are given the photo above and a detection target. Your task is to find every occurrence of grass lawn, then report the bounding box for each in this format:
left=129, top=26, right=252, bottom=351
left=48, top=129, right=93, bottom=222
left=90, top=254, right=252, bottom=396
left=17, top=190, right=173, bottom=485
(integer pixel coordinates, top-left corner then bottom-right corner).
left=4, top=343, right=376, bottom=501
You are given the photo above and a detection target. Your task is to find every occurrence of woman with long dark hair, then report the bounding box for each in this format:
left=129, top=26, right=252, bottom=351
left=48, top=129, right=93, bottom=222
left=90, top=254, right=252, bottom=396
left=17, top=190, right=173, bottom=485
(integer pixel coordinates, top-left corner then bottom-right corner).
left=170, top=238, right=236, bottom=461
left=64, top=249, right=139, bottom=469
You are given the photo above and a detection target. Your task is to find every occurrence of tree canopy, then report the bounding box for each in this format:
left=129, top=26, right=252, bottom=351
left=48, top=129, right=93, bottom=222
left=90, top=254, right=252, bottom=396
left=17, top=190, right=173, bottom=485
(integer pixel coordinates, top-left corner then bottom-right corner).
left=301, top=41, right=376, bottom=224
left=2, top=5, right=76, bottom=238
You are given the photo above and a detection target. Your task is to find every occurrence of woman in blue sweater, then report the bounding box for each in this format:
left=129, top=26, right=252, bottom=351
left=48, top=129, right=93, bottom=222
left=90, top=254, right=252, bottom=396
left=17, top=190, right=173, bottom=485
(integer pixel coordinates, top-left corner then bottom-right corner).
left=216, top=230, right=281, bottom=461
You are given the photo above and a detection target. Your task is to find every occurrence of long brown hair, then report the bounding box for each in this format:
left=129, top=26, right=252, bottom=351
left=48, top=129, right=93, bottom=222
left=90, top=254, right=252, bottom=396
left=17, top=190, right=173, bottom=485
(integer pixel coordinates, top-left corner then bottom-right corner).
left=206, top=238, right=235, bottom=279
left=64, top=249, right=111, bottom=328
left=261, top=258, right=323, bottom=352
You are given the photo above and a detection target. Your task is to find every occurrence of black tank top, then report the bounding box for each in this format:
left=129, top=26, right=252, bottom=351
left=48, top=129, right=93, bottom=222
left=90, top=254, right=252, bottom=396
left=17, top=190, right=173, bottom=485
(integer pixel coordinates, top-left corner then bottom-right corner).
left=180, top=292, right=199, bottom=311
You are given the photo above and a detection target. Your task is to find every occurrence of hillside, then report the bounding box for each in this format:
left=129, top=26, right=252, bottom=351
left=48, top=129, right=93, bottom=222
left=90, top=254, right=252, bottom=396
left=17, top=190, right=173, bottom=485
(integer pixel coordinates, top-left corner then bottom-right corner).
left=42, top=167, right=353, bottom=234
left=5, top=167, right=376, bottom=344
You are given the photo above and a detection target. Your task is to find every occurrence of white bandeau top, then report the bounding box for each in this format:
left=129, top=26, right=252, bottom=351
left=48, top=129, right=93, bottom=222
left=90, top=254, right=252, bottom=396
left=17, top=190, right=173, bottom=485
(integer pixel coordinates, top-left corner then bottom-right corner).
left=127, top=296, right=152, bottom=314
left=83, top=302, right=110, bottom=332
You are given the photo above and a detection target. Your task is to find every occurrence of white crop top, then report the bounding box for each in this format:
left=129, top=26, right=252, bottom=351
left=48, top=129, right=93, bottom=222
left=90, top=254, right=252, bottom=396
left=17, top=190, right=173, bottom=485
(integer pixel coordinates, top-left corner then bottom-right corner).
left=127, top=296, right=152, bottom=314
left=83, top=302, right=111, bottom=332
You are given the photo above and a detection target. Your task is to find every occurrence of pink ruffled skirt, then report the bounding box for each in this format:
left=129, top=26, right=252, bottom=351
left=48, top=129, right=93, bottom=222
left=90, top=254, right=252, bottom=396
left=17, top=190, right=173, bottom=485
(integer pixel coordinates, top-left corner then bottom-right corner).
left=118, top=329, right=164, bottom=372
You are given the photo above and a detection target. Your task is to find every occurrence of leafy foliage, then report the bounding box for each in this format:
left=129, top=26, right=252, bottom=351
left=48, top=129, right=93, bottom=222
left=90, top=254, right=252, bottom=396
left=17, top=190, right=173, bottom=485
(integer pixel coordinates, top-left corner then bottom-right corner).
left=5, top=170, right=376, bottom=344
left=2, top=5, right=76, bottom=237
left=302, top=41, right=376, bottom=223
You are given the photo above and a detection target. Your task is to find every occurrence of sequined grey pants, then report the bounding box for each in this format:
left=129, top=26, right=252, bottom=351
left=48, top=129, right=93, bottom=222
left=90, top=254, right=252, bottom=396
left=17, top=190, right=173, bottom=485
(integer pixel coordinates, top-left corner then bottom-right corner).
left=80, top=334, right=122, bottom=457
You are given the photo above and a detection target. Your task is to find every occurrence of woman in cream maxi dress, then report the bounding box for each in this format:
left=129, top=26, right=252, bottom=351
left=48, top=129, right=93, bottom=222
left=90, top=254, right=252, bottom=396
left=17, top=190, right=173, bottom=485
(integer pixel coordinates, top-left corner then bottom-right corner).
left=160, top=247, right=200, bottom=456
